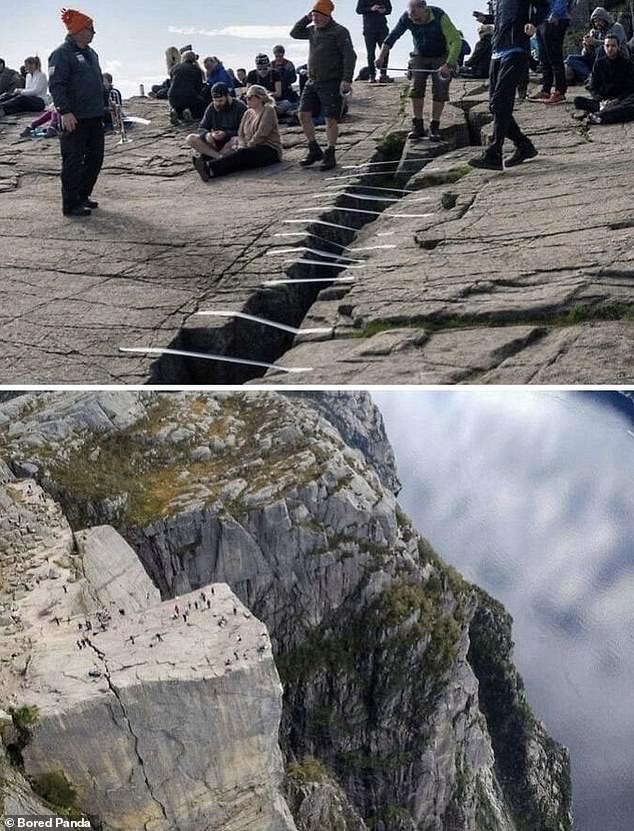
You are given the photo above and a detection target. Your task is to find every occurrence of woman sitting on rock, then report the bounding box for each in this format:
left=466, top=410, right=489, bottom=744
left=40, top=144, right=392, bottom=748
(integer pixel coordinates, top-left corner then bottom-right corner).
left=0, top=56, right=48, bottom=117
left=192, top=84, right=282, bottom=181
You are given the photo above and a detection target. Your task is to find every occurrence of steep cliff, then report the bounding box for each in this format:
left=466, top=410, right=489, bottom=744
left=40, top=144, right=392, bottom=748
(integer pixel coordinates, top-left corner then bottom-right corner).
left=0, top=392, right=572, bottom=831
left=0, top=470, right=295, bottom=831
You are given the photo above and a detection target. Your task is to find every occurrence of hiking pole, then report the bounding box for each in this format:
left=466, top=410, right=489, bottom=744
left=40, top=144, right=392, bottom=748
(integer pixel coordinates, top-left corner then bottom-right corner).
left=385, top=67, right=444, bottom=73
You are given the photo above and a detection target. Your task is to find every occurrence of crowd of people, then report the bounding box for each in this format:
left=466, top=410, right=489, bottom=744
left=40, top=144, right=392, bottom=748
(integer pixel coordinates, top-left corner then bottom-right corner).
left=3, top=0, right=634, bottom=214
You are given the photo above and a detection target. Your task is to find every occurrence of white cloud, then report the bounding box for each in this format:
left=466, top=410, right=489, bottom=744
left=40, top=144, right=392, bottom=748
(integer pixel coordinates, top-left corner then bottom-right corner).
left=169, top=25, right=292, bottom=40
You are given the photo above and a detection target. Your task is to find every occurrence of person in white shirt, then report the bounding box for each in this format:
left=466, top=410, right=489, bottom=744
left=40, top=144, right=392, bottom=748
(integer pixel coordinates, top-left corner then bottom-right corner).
left=0, top=56, right=48, bottom=117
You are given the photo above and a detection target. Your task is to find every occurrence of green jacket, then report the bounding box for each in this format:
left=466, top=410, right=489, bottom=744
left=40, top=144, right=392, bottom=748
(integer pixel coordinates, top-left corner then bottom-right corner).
left=290, top=16, right=357, bottom=83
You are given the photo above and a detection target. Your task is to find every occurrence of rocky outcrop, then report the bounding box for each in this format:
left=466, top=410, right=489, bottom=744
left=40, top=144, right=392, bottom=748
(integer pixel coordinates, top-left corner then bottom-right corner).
left=0, top=472, right=295, bottom=831
left=283, top=391, right=400, bottom=494
left=0, top=391, right=573, bottom=830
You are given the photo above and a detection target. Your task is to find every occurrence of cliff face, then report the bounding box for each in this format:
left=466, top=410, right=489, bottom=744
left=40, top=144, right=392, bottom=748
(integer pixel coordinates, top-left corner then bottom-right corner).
left=0, top=392, right=572, bottom=831
left=0, top=468, right=295, bottom=831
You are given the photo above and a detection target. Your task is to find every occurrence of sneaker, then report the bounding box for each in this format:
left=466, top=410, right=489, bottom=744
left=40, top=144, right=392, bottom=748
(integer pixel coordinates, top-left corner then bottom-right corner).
left=169, top=109, right=179, bottom=126
left=368, top=78, right=378, bottom=85
left=319, top=147, right=336, bottom=172
left=379, top=75, right=394, bottom=84
left=587, top=113, right=602, bottom=124
left=192, top=155, right=211, bottom=182
left=505, top=141, right=538, bottom=167
left=468, top=150, right=503, bottom=171
left=528, top=91, right=551, bottom=102
left=408, top=118, right=426, bottom=140
left=19, top=127, right=32, bottom=138
left=300, top=140, right=324, bottom=167
left=182, top=108, right=194, bottom=122
left=544, top=91, right=566, bottom=105
left=82, top=198, right=99, bottom=209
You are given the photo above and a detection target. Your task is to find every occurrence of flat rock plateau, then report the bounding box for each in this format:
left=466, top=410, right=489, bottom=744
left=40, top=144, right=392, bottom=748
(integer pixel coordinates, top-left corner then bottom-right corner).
left=1, top=79, right=632, bottom=385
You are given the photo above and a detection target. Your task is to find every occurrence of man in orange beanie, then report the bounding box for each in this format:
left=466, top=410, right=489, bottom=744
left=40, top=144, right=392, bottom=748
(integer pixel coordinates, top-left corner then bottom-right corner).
left=290, top=1, right=356, bottom=171
left=49, top=9, right=105, bottom=217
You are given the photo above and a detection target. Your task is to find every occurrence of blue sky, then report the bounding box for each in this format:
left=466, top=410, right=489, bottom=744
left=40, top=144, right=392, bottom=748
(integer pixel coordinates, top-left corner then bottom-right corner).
left=4, top=0, right=478, bottom=96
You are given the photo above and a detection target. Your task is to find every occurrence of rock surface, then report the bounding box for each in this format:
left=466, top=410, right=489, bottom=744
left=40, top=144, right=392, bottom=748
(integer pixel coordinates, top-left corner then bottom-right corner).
left=0, top=391, right=573, bottom=830
left=2, top=79, right=632, bottom=384
left=0, top=471, right=295, bottom=831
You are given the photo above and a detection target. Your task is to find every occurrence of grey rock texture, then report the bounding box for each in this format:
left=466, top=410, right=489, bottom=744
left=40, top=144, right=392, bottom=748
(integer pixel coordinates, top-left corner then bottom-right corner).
left=260, top=80, right=634, bottom=384
left=0, top=473, right=295, bottom=831
left=0, top=88, right=408, bottom=385
left=0, top=391, right=573, bottom=830
left=283, top=391, right=400, bottom=493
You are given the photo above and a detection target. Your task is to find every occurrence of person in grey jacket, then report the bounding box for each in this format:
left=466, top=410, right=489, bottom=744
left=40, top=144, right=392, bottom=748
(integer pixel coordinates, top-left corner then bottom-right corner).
left=291, top=0, right=357, bottom=171
left=0, top=59, right=23, bottom=96
left=48, top=8, right=105, bottom=217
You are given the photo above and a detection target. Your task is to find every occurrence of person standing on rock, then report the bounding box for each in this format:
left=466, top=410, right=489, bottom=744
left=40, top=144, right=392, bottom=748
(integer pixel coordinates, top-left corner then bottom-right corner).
left=376, top=0, right=461, bottom=142
left=48, top=8, right=105, bottom=218
left=356, top=0, right=393, bottom=85
left=469, top=0, right=549, bottom=171
left=290, top=0, right=357, bottom=171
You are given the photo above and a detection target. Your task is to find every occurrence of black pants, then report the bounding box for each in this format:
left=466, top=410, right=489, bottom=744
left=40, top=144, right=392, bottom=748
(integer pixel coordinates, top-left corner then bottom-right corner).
left=169, top=95, right=205, bottom=119
left=59, top=117, right=105, bottom=213
left=573, top=96, right=600, bottom=113
left=575, top=96, right=634, bottom=123
left=537, top=18, right=569, bottom=94
left=1, top=94, right=45, bottom=115
left=364, top=27, right=389, bottom=79
left=209, top=145, right=280, bottom=177
left=489, top=52, right=529, bottom=153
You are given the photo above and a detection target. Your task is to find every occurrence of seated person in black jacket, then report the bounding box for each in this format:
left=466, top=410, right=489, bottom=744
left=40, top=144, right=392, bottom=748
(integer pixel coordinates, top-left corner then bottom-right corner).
left=574, top=35, right=634, bottom=124
left=460, top=23, right=493, bottom=77
left=186, top=82, right=247, bottom=157
left=168, top=51, right=205, bottom=124
left=246, top=53, right=294, bottom=116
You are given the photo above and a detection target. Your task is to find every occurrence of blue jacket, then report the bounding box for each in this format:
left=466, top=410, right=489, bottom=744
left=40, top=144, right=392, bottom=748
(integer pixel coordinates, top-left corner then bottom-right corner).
left=548, top=0, right=569, bottom=19
left=207, top=63, right=235, bottom=90
left=48, top=35, right=103, bottom=119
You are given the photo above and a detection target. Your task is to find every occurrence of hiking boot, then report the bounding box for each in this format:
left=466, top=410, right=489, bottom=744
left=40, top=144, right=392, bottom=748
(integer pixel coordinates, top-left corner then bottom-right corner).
left=428, top=120, right=441, bottom=142
left=19, top=127, right=32, bottom=138
left=319, top=147, right=337, bottom=171
left=63, top=205, right=91, bottom=217
left=468, top=149, right=503, bottom=171
left=368, top=77, right=378, bottom=85
left=544, top=91, right=566, bottom=105
left=300, top=140, right=323, bottom=167
left=192, top=155, right=211, bottom=182
left=182, top=108, right=194, bottom=122
left=169, top=109, right=179, bottom=126
left=505, top=140, right=538, bottom=167
left=379, top=75, right=394, bottom=83
left=82, top=198, right=99, bottom=209
left=408, top=118, right=426, bottom=140
left=528, top=90, right=551, bottom=102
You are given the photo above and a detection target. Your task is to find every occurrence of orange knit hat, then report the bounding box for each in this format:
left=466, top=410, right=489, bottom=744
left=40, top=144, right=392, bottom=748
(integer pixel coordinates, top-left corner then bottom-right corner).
left=61, top=8, right=94, bottom=34
left=312, top=0, right=334, bottom=15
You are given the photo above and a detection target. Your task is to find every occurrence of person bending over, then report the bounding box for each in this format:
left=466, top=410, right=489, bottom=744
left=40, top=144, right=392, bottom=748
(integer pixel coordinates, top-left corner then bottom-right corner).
left=291, top=0, right=356, bottom=171
left=186, top=82, right=247, bottom=159
left=356, top=0, right=393, bottom=84
left=192, top=84, right=282, bottom=181
left=574, top=34, right=634, bottom=124
left=169, top=51, right=205, bottom=124
left=469, top=0, right=549, bottom=171
left=0, top=56, right=47, bottom=117
left=376, top=0, right=461, bottom=141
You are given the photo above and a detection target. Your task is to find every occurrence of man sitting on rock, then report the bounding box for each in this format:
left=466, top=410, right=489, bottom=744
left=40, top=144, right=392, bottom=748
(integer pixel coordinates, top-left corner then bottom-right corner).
left=376, top=0, right=461, bottom=142
left=565, top=7, right=628, bottom=85
left=0, top=59, right=23, bottom=96
left=186, top=82, right=247, bottom=159
left=573, top=34, right=634, bottom=124
left=459, top=23, right=493, bottom=78
left=246, top=53, right=295, bottom=117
